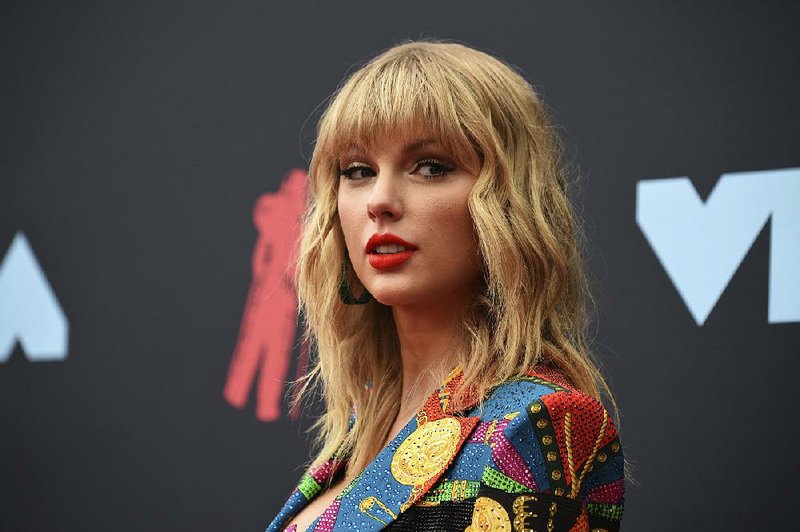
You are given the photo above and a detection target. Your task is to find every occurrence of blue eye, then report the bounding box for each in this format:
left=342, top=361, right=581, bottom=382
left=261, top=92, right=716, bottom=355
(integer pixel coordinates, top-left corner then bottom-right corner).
left=340, top=165, right=376, bottom=180
left=414, top=159, right=453, bottom=179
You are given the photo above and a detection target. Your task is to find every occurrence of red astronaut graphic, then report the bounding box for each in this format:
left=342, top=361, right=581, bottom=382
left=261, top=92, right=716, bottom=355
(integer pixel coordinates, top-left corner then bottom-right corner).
left=223, top=169, right=308, bottom=421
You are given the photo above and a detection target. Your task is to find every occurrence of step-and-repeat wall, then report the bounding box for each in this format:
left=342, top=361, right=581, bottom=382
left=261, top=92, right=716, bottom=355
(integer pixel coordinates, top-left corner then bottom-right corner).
left=1, top=2, right=798, bottom=530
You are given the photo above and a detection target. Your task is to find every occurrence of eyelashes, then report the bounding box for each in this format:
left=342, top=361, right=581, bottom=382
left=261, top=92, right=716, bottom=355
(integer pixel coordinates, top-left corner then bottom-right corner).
left=339, top=163, right=376, bottom=181
left=414, top=159, right=454, bottom=179
left=339, top=158, right=454, bottom=181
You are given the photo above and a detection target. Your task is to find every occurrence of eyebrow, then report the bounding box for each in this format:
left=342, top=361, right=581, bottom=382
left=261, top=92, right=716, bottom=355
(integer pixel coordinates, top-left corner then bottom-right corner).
left=400, top=138, right=441, bottom=153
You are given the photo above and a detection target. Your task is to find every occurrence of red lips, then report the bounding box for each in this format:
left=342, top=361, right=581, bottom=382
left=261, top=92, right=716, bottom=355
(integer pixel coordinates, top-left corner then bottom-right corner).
left=365, top=233, right=418, bottom=270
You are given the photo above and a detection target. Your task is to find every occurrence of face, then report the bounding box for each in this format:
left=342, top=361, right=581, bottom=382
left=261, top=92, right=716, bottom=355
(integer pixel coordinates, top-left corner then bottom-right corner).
left=337, top=134, right=482, bottom=309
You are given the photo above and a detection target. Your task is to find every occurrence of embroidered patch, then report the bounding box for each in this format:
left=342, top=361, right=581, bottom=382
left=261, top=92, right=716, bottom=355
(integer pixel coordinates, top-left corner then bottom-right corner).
left=391, top=417, right=462, bottom=486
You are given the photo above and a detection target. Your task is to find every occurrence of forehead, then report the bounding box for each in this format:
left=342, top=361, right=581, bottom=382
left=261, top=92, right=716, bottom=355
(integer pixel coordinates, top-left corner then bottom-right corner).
left=340, top=137, right=442, bottom=156
left=336, top=133, right=480, bottom=171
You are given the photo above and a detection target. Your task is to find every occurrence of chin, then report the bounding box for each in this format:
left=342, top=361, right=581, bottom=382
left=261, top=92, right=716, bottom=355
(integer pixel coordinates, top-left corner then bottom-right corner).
left=368, top=289, right=413, bottom=307
left=364, top=280, right=423, bottom=307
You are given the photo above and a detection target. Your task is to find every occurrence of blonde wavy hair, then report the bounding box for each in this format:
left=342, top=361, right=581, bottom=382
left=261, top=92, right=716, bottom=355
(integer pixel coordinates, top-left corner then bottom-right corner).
left=294, top=40, right=613, bottom=479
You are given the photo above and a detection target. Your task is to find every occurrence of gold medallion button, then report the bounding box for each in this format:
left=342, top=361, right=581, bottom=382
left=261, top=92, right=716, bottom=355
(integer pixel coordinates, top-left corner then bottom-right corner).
left=465, top=496, right=511, bottom=531
left=390, top=418, right=461, bottom=486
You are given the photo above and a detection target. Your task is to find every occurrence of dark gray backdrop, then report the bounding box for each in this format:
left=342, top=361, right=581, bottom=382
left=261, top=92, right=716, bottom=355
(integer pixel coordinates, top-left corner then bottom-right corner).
left=1, top=1, right=798, bottom=530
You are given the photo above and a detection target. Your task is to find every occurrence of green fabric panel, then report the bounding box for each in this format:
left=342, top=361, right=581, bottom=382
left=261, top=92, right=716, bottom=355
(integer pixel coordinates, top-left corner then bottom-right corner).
left=297, top=473, right=322, bottom=500
left=481, top=466, right=530, bottom=494
left=422, top=479, right=480, bottom=503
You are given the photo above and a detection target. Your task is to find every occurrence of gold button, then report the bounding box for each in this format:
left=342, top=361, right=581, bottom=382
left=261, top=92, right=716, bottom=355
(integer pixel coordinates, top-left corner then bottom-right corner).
left=598, top=452, right=607, bottom=463
left=551, top=470, right=562, bottom=480
left=554, top=488, right=564, bottom=496
left=546, top=451, right=557, bottom=462
left=542, top=435, right=553, bottom=445
left=536, top=419, right=548, bottom=429
left=531, top=403, right=542, bottom=413
left=611, top=442, right=620, bottom=453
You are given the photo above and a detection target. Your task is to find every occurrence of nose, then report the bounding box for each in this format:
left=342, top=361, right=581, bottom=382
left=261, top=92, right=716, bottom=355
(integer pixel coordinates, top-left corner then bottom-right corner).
left=366, top=171, right=403, bottom=223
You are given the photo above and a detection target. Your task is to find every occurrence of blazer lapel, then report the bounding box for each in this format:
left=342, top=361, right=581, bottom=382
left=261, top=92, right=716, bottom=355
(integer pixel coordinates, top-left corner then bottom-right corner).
left=319, top=367, right=481, bottom=531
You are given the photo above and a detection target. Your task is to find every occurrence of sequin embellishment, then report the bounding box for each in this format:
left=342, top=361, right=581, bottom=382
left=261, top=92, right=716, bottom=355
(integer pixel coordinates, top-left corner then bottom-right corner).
left=358, top=496, right=397, bottom=526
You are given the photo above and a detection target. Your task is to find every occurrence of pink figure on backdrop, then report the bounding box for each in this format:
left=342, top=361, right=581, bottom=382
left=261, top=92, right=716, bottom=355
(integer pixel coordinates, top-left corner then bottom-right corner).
left=224, top=169, right=308, bottom=421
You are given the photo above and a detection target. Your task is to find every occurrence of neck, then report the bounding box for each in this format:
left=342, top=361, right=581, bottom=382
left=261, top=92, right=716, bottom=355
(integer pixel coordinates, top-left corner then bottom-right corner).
left=390, top=293, right=470, bottom=418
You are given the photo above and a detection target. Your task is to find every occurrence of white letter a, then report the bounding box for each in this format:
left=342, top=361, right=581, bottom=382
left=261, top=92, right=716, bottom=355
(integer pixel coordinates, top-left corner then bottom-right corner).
left=0, top=232, right=69, bottom=362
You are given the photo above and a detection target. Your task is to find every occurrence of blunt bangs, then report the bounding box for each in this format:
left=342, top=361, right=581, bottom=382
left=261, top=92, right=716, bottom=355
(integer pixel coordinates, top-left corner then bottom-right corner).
left=315, top=47, right=482, bottom=174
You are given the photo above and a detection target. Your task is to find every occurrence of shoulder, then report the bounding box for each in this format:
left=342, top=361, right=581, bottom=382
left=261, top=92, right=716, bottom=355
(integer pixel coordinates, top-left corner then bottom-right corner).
left=476, top=365, right=613, bottom=432
left=467, top=366, right=625, bottom=529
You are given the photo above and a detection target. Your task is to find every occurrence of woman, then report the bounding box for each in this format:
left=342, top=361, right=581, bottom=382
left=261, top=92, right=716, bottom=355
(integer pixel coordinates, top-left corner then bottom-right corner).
left=267, top=41, right=625, bottom=531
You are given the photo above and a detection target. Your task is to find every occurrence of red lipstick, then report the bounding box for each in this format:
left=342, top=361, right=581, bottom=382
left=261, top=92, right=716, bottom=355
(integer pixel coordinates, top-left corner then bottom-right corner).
left=365, top=233, right=418, bottom=270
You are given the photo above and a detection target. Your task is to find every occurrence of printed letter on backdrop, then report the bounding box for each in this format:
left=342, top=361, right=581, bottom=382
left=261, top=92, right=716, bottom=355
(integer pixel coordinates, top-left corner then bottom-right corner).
left=0, top=232, right=69, bottom=362
left=636, top=168, right=800, bottom=325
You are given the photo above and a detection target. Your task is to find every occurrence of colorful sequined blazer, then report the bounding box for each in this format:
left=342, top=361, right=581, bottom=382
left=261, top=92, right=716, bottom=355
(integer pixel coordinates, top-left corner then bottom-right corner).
left=266, top=367, right=625, bottom=531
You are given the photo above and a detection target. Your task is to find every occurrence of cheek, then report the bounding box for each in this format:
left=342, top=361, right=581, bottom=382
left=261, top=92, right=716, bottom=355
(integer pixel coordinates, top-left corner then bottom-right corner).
left=337, top=193, right=363, bottom=258
left=428, top=195, right=479, bottom=264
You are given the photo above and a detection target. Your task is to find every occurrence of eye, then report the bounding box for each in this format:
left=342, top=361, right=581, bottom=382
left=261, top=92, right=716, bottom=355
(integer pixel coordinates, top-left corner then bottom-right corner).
left=340, top=164, right=376, bottom=180
left=413, top=159, right=453, bottom=179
